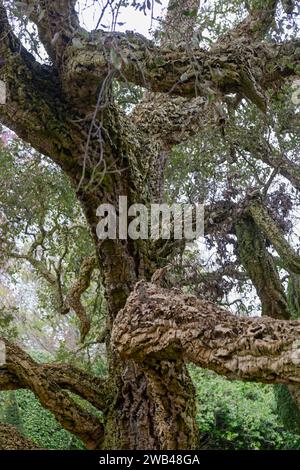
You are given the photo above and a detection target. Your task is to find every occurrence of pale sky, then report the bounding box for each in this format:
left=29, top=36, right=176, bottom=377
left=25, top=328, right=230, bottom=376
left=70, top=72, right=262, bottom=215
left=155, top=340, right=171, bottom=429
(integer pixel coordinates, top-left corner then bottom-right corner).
left=78, top=0, right=167, bottom=36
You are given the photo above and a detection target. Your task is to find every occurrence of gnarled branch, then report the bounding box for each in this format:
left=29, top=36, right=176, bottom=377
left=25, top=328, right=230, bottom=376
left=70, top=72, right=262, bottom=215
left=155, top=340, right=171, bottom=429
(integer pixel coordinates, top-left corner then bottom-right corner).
left=62, top=28, right=300, bottom=105
left=0, top=2, right=67, bottom=156
left=113, top=281, right=300, bottom=385
left=0, top=361, right=110, bottom=413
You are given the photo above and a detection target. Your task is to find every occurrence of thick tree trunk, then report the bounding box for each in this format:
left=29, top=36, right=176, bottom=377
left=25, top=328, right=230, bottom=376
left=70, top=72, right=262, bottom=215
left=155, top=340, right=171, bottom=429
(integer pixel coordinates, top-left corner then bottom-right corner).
left=93, top=206, right=197, bottom=450
left=60, top=111, right=199, bottom=449
left=103, top=360, right=197, bottom=450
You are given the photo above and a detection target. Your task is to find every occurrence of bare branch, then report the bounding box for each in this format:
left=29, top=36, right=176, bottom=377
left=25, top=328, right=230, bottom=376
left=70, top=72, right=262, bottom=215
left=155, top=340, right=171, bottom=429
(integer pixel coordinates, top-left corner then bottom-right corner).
left=22, top=0, right=80, bottom=63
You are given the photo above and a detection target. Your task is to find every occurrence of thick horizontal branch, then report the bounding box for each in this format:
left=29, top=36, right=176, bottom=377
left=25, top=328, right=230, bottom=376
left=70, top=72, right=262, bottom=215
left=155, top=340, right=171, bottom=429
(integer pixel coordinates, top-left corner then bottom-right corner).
left=152, top=200, right=237, bottom=262
left=132, top=0, right=280, bottom=150
left=112, top=281, right=300, bottom=384
left=63, top=28, right=300, bottom=108
left=0, top=340, right=105, bottom=449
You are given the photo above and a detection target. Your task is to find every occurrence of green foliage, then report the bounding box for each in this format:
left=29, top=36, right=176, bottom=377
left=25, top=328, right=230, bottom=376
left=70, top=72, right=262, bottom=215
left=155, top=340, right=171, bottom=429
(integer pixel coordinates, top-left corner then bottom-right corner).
left=1, top=392, right=23, bottom=432
left=274, top=275, right=300, bottom=434
left=190, top=366, right=300, bottom=450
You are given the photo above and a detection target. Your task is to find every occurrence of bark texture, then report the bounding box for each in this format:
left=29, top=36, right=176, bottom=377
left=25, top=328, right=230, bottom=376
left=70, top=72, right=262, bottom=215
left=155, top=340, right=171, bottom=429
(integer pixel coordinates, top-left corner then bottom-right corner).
left=113, top=281, right=300, bottom=385
left=0, top=340, right=106, bottom=449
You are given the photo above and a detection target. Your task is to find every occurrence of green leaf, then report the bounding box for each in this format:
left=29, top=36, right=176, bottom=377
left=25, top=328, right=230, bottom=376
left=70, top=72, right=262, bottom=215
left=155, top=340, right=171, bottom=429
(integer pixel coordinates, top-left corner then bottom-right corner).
left=72, top=38, right=84, bottom=49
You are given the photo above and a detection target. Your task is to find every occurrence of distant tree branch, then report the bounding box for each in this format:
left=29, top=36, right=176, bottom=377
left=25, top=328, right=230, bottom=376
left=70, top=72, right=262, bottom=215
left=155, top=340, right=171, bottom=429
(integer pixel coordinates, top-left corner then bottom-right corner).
left=62, top=255, right=97, bottom=342
left=239, top=136, right=300, bottom=191
left=131, top=0, right=281, bottom=150
left=0, top=226, right=97, bottom=341
left=236, top=215, right=289, bottom=320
